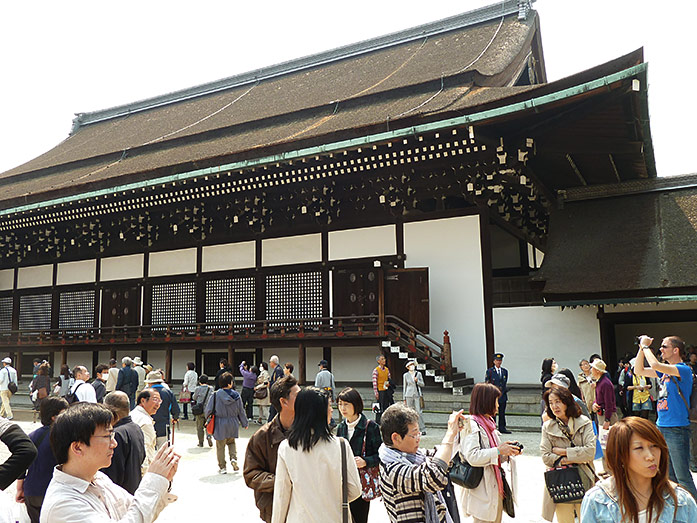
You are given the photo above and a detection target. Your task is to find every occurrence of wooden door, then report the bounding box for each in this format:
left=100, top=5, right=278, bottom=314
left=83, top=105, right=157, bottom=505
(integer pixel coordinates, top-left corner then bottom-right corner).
left=101, top=285, right=141, bottom=327
left=384, top=268, right=429, bottom=333
left=332, top=267, right=379, bottom=319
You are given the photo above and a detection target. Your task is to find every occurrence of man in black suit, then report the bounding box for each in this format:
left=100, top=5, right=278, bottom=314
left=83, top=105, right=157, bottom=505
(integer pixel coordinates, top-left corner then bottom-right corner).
left=485, top=353, right=511, bottom=434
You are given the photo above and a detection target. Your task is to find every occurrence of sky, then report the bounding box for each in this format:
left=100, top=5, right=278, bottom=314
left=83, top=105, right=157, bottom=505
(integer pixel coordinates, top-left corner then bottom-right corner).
left=0, top=0, right=694, bottom=177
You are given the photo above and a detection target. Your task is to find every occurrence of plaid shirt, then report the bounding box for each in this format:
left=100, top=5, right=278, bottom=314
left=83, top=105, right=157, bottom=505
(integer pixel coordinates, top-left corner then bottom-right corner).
left=379, top=454, right=449, bottom=523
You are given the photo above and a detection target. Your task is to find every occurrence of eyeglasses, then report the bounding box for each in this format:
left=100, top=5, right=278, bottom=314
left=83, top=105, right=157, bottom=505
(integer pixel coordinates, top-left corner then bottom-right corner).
left=405, top=432, right=422, bottom=440
left=92, top=432, right=116, bottom=441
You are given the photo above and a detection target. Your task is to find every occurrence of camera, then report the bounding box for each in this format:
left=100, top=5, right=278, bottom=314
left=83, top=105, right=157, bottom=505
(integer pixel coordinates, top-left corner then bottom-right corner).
left=510, top=441, right=524, bottom=451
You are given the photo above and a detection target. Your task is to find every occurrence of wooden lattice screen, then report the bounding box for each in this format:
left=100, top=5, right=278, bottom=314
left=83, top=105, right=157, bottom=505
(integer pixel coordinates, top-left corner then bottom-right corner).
left=205, top=277, right=255, bottom=325
left=151, top=282, right=196, bottom=327
left=19, top=294, right=52, bottom=332
left=0, top=296, right=12, bottom=332
left=266, top=271, right=322, bottom=325
left=59, top=290, right=95, bottom=330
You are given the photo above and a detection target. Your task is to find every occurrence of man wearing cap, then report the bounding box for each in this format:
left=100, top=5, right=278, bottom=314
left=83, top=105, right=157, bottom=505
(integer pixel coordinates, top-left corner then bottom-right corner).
left=403, top=359, right=426, bottom=435
left=485, top=353, right=511, bottom=434
left=133, top=356, right=146, bottom=394
left=144, top=371, right=180, bottom=448
left=0, top=357, right=18, bottom=419
left=372, top=354, right=393, bottom=424
left=590, top=359, right=616, bottom=430
left=634, top=335, right=697, bottom=499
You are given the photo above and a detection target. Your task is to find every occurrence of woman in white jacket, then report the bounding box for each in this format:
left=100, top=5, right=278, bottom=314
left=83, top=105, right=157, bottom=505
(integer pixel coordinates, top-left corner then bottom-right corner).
left=459, top=383, right=521, bottom=523
left=272, top=387, right=361, bottom=523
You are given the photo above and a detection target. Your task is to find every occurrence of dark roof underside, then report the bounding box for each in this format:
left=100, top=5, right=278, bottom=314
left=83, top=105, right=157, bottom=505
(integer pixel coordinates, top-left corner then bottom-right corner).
left=534, top=183, right=697, bottom=303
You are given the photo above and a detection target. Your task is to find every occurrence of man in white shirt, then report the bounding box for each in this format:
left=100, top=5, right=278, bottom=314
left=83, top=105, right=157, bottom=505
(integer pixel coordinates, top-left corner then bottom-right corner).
left=0, top=357, right=17, bottom=419
left=70, top=366, right=97, bottom=404
left=130, top=389, right=161, bottom=475
left=106, top=359, right=119, bottom=393
left=40, top=402, right=179, bottom=523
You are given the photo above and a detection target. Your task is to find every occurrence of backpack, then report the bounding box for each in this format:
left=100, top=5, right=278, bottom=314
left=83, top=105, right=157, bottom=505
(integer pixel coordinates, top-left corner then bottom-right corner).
left=5, top=368, right=17, bottom=394
left=65, top=382, right=84, bottom=405
left=669, top=369, right=697, bottom=423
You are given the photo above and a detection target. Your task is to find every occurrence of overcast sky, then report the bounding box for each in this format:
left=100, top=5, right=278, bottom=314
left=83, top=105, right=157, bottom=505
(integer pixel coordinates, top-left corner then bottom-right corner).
left=0, top=1, right=693, bottom=177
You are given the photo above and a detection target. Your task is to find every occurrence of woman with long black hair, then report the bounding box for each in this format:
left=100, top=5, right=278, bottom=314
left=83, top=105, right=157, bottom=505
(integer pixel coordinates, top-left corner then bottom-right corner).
left=272, top=387, right=361, bottom=522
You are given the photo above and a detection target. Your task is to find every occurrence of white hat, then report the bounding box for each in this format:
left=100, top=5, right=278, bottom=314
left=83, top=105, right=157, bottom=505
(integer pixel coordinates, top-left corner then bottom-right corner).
left=133, top=356, right=143, bottom=365
left=1, top=357, right=10, bottom=364
left=144, top=371, right=164, bottom=384
left=545, top=373, right=571, bottom=389
left=405, top=359, right=417, bottom=369
left=591, top=359, right=607, bottom=373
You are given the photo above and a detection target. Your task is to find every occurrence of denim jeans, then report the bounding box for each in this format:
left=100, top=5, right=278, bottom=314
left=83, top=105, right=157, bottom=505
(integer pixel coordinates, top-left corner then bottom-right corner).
left=658, top=426, right=697, bottom=499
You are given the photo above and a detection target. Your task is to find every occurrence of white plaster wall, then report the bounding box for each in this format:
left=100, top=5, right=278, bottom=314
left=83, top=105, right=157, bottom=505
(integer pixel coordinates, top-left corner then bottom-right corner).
left=98, top=351, right=111, bottom=365
left=202, top=241, right=255, bottom=272
left=0, top=269, right=14, bottom=291
left=57, top=259, right=96, bottom=285
left=332, top=346, right=382, bottom=382
left=262, top=348, right=299, bottom=376
left=17, top=264, right=53, bottom=289
left=66, top=352, right=93, bottom=372
left=404, top=216, right=487, bottom=380
left=172, top=350, right=196, bottom=380
left=493, top=306, right=602, bottom=385
left=149, top=248, right=197, bottom=277
left=147, top=351, right=166, bottom=374
left=262, top=234, right=321, bottom=267
left=329, top=225, right=396, bottom=261
left=101, top=254, right=144, bottom=281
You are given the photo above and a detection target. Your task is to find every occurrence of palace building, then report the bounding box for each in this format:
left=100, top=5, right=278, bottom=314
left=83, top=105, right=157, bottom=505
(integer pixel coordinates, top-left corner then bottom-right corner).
left=1, top=0, right=695, bottom=388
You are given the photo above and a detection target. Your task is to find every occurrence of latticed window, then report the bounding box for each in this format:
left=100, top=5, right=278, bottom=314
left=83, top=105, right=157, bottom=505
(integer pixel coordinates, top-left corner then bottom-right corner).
left=266, top=271, right=322, bottom=326
left=19, top=294, right=52, bottom=332
left=59, top=290, right=95, bottom=330
left=205, top=277, right=255, bottom=325
left=151, top=282, right=196, bottom=327
left=0, top=296, right=12, bottom=332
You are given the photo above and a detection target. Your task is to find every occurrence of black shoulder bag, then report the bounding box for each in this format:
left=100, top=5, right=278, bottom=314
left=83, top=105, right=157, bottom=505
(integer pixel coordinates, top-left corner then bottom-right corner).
left=543, top=420, right=594, bottom=504
left=192, top=386, right=210, bottom=416
left=449, top=425, right=484, bottom=489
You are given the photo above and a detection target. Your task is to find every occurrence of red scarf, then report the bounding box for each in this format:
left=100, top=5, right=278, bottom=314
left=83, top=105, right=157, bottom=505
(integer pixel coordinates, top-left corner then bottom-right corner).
left=471, top=414, right=504, bottom=497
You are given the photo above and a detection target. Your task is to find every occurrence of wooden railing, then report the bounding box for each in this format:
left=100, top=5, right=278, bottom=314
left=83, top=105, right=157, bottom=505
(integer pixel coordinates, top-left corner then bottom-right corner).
left=0, top=314, right=453, bottom=378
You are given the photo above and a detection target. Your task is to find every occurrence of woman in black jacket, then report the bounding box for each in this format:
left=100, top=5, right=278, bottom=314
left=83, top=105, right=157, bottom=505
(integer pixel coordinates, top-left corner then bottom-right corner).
left=336, top=387, right=383, bottom=523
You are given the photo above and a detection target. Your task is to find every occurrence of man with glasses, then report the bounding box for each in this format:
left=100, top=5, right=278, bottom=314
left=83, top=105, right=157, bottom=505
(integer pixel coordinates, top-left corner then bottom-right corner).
left=41, top=402, right=179, bottom=523
left=131, top=389, right=162, bottom=476
left=635, top=335, right=697, bottom=499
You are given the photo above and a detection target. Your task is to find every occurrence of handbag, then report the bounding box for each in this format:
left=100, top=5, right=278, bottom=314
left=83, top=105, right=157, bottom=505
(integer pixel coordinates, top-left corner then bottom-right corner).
left=501, top=466, right=515, bottom=517
left=544, top=420, right=596, bottom=503
left=359, top=421, right=381, bottom=500
left=37, top=387, right=48, bottom=400
left=449, top=427, right=484, bottom=489
left=192, top=386, right=210, bottom=416
left=340, top=440, right=349, bottom=523
left=205, top=392, right=216, bottom=436
left=178, top=390, right=191, bottom=403
left=254, top=386, right=268, bottom=400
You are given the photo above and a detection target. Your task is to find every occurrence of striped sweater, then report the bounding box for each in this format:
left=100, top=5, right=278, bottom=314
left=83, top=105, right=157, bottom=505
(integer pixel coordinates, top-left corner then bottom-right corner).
left=379, top=455, right=450, bottom=523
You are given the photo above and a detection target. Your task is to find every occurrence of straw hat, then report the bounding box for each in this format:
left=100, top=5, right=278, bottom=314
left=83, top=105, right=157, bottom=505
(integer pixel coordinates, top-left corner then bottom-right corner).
left=144, top=371, right=164, bottom=384
left=590, top=359, right=607, bottom=373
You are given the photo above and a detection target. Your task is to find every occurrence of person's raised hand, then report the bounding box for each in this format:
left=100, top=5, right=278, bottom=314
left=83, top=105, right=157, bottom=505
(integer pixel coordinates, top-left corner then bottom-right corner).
left=147, top=442, right=181, bottom=481
left=639, top=335, right=653, bottom=348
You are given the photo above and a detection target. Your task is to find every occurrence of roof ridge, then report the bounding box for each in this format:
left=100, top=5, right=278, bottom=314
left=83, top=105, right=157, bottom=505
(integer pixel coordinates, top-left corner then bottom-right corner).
left=562, top=173, right=697, bottom=202
left=71, top=0, right=534, bottom=132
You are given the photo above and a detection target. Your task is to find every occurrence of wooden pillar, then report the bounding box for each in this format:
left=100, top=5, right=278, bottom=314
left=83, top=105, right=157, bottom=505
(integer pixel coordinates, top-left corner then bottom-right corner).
left=442, top=331, right=453, bottom=380
left=227, top=343, right=234, bottom=367
left=61, top=348, right=67, bottom=367
left=92, top=351, right=99, bottom=374
left=378, top=268, right=385, bottom=335
left=15, top=350, right=22, bottom=379
left=478, top=211, right=496, bottom=367
left=165, top=348, right=172, bottom=383
left=323, top=347, right=331, bottom=369
left=298, top=342, right=306, bottom=385
left=195, top=349, right=202, bottom=377
left=109, top=347, right=116, bottom=361
left=48, top=351, right=56, bottom=376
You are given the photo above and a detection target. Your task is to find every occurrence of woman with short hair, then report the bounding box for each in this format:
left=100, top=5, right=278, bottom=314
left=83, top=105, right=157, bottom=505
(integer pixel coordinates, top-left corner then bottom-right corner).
left=540, top=386, right=596, bottom=523
left=272, top=387, right=361, bottom=523
left=459, top=383, right=521, bottom=523
left=336, top=387, right=383, bottom=523
left=581, top=416, right=697, bottom=522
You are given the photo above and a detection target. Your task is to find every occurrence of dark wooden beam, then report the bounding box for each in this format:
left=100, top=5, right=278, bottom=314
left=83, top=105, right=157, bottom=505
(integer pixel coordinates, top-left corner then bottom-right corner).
left=479, top=210, right=496, bottom=367
left=298, top=342, right=306, bottom=385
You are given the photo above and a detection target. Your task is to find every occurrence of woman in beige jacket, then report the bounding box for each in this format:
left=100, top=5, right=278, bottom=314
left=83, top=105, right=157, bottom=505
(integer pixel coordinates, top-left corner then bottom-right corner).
left=272, top=387, right=361, bottom=523
left=459, top=383, right=521, bottom=523
left=540, top=386, right=597, bottom=523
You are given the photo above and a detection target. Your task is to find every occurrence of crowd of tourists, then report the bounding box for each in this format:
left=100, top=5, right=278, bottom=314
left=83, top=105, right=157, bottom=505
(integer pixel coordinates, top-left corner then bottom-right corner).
left=0, top=336, right=697, bottom=522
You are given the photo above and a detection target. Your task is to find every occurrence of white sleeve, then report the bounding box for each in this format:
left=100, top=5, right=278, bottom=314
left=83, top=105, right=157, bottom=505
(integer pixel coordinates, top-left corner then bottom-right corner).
left=271, top=444, right=291, bottom=523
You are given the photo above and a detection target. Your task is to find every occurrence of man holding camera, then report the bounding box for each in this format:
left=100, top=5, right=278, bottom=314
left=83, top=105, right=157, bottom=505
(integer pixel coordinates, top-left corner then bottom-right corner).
left=634, top=334, right=697, bottom=499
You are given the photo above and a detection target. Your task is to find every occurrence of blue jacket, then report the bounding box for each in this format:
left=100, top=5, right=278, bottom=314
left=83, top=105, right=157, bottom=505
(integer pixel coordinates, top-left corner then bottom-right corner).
left=150, top=384, right=180, bottom=437
left=116, top=366, right=139, bottom=397
left=205, top=388, right=248, bottom=440
left=581, top=477, right=697, bottom=522
left=484, top=366, right=508, bottom=396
